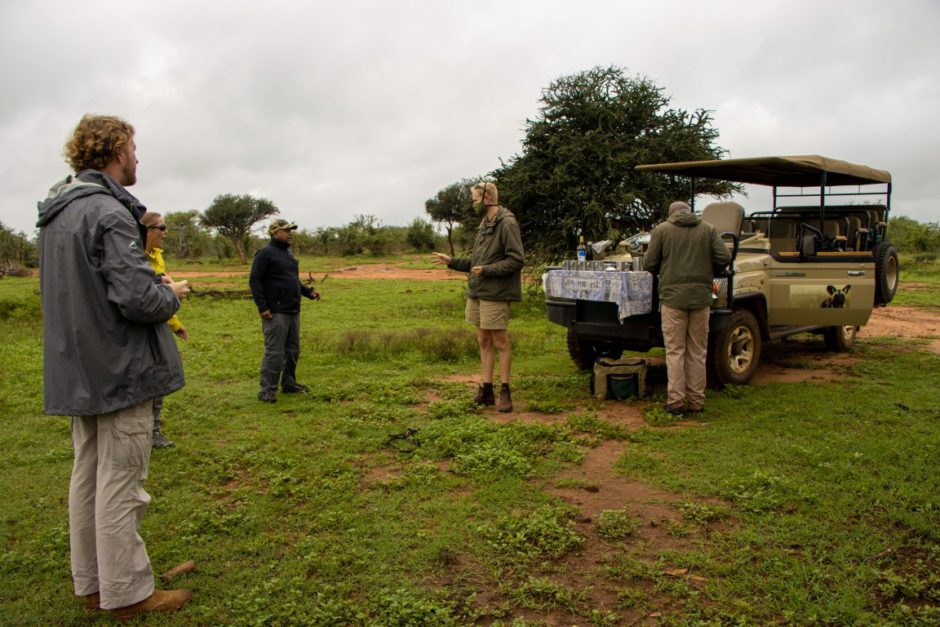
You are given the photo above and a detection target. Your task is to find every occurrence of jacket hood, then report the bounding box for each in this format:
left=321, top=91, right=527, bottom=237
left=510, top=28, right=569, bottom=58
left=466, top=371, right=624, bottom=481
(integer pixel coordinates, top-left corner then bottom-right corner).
left=36, top=170, right=147, bottom=229
left=667, top=211, right=702, bottom=227
left=480, top=206, right=516, bottom=229
left=36, top=175, right=106, bottom=228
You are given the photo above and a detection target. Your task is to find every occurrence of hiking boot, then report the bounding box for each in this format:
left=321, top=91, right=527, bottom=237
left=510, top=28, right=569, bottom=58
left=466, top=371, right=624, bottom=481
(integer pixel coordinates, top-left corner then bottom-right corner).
left=111, top=589, right=192, bottom=620
left=82, top=592, right=100, bottom=610
left=282, top=382, right=310, bottom=394
left=474, top=383, right=495, bottom=406
left=687, top=404, right=704, bottom=414
left=665, top=403, right=685, bottom=415
left=258, top=390, right=277, bottom=403
left=498, top=384, right=513, bottom=413
left=152, top=431, right=175, bottom=449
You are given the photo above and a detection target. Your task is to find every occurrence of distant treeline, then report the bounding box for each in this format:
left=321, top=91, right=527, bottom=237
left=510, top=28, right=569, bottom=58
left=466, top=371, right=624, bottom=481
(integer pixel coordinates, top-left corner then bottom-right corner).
left=2, top=215, right=939, bottom=272
left=0, top=214, right=470, bottom=271
left=159, top=212, right=469, bottom=260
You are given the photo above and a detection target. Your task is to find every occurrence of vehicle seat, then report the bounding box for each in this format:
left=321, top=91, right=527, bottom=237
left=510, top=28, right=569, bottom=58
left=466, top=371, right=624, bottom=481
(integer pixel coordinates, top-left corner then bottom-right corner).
left=768, top=220, right=796, bottom=253
left=701, top=201, right=745, bottom=239
left=823, top=220, right=847, bottom=252
left=848, top=215, right=869, bottom=250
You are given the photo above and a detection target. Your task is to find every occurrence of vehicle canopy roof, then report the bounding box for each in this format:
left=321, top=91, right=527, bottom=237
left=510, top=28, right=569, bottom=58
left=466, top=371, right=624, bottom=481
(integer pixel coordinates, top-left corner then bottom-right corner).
left=636, top=155, right=891, bottom=187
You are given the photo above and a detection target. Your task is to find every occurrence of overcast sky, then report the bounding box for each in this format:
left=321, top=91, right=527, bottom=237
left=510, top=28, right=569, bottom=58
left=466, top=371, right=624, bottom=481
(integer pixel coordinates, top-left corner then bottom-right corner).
left=1, top=0, right=937, bottom=236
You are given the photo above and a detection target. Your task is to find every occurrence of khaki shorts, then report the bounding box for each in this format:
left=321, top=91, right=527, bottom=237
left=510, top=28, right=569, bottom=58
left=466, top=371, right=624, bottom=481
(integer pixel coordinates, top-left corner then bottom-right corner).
left=465, top=298, right=511, bottom=330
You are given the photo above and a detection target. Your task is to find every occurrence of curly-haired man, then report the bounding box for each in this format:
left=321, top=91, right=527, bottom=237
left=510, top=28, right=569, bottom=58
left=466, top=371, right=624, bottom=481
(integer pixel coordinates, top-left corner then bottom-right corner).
left=37, top=114, right=193, bottom=618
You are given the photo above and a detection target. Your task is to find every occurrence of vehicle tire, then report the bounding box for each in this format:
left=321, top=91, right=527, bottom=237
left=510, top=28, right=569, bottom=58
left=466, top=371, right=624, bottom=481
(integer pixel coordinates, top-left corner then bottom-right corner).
left=874, top=243, right=899, bottom=305
left=707, top=309, right=762, bottom=387
left=566, top=327, right=622, bottom=370
left=567, top=327, right=597, bottom=370
left=823, top=325, right=856, bottom=352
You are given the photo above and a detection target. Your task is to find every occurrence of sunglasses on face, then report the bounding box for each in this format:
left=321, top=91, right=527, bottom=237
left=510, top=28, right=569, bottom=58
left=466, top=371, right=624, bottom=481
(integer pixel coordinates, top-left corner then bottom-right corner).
left=148, top=224, right=168, bottom=232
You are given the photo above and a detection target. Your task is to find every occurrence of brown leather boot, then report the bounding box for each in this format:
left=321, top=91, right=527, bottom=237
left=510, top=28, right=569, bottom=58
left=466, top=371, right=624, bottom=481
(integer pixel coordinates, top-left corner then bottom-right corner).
left=474, top=383, right=495, bottom=406
left=82, top=592, right=100, bottom=610
left=498, top=384, right=512, bottom=413
left=111, top=589, right=192, bottom=620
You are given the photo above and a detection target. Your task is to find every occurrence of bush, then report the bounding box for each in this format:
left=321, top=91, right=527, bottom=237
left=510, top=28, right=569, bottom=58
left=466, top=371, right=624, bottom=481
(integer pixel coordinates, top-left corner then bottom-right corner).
left=477, top=504, right=584, bottom=563
left=889, top=216, right=940, bottom=254
left=0, top=222, right=37, bottom=268
left=406, top=218, right=437, bottom=252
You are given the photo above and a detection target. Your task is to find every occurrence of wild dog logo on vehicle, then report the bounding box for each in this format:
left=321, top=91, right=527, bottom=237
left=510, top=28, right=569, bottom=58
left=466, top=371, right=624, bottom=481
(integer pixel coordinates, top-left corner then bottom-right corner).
left=821, top=285, right=851, bottom=308
left=789, top=285, right=853, bottom=309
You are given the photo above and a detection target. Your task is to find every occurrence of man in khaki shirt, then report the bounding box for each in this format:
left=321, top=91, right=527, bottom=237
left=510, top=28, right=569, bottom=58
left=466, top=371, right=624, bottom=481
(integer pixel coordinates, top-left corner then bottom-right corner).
left=431, top=181, right=525, bottom=412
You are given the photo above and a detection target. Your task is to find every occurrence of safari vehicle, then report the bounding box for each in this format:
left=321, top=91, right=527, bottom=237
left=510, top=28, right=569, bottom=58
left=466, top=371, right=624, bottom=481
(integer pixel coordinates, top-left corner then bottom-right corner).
left=544, top=155, right=899, bottom=386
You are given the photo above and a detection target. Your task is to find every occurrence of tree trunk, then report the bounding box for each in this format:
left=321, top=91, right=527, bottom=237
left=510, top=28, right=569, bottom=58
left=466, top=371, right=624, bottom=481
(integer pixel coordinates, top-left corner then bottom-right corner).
left=234, top=238, right=248, bottom=264
left=446, top=227, right=455, bottom=257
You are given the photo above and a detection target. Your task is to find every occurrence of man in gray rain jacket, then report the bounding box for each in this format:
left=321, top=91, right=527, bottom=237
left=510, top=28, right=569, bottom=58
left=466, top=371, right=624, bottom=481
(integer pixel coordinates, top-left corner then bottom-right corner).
left=36, top=115, right=192, bottom=619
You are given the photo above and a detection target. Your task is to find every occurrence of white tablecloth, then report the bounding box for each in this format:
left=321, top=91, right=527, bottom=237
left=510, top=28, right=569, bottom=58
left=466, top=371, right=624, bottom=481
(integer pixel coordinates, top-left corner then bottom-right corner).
left=543, top=270, right=653, bottom=320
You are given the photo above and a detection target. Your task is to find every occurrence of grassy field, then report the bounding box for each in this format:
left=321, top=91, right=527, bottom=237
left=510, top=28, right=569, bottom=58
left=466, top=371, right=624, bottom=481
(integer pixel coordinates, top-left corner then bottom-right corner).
left=0, top=255, right=938, bottom=625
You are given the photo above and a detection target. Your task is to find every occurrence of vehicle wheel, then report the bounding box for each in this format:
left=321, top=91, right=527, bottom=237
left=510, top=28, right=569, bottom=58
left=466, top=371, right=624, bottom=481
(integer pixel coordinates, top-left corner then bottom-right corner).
left=823, top=325, right=856, bottom=352
left=874, top=243, right=899, bottom=305
left=708, top=309, right=762, bottom=387
left=566, top=327, right=622, bottom=370
left=567, top=327, right=597, bottom=370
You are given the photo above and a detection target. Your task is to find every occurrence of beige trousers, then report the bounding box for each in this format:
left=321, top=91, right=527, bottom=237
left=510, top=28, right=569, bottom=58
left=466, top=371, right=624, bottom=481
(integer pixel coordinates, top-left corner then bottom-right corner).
left=69, top=401, right=155, bottom=609
left=661, top=304, right=710, bottom=408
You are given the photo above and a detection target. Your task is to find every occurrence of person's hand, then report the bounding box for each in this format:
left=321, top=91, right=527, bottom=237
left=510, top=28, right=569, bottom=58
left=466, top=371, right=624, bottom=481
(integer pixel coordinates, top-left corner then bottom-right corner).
left=160, top=275, right=172, bottom=285
left=471, top=265, right=484, bottom=275
left=431, top=252, right=451, bottom=266
left=260, top=310, right=273, bottom=321
left=175, top=327, right=189, bottom=341
left=169, top=280, right=190, bottom=300
left=311, top=290, right=321, bottom=301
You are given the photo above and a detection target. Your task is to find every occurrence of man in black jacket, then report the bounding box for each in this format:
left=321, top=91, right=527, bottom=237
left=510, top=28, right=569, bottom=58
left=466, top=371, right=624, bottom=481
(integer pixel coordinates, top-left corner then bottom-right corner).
left=249, top=219, right=320, bottom=402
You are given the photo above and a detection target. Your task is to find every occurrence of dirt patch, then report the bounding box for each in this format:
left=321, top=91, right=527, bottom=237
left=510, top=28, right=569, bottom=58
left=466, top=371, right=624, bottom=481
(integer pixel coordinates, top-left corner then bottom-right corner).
left=171, top=263, right=463, bottom=281
left=173, top=270, right=248, bottom=278
left=361, top=463, right=405, bottom=486
left=862, top=305, right=940, bottom=352
left=439, top=374, right=480, bottom=385
left=534, top=442, right=717, bottom=623
left=327, top=264, right=465, bottom=281
left=549, top=442, right=687, bottom=539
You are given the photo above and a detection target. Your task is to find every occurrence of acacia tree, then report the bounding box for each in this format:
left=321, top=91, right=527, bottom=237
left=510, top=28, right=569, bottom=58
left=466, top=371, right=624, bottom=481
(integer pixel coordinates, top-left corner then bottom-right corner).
left=201, top=194, right=278, bottom=263
left=163, top=210, right=211, bottom=259
left=494, top=66, right=736, bottom=260
left=425, top=179, right=475, bottom=256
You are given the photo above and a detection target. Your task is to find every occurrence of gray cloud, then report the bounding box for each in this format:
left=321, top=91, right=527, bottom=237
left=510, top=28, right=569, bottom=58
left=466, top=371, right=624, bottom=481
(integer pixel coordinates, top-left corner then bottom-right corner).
left=2, top=0, right=938, bottom=236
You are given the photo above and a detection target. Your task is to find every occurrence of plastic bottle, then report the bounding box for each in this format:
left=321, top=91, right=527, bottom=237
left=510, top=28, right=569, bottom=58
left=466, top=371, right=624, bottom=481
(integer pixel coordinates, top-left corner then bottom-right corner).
left=577, top=235, right=587, bottom=261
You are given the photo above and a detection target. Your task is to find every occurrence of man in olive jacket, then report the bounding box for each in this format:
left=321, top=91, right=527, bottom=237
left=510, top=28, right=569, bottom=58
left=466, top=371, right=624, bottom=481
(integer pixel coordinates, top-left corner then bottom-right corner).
left=432, top=181, right=524, bottom=412
left=644, top=201, right=731, bottom=414
left=37, top=115, right=192, bottom=617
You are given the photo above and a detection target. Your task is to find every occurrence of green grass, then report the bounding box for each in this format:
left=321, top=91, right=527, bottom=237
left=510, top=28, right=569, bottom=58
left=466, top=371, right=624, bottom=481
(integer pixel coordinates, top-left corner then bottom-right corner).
left=1, top=256, right=938, bottom=624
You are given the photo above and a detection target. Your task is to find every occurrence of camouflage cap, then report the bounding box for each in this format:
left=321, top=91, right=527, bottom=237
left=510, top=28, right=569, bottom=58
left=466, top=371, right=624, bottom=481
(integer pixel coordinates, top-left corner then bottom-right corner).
left=268, top=219, right=298, bottom=235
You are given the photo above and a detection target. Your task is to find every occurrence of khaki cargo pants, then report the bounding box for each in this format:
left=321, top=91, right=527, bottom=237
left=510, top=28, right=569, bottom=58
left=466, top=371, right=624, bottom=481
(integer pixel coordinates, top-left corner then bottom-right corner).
left=661, top=304, right=710, bottom=409
left=69, top=401, right=155, bottom=609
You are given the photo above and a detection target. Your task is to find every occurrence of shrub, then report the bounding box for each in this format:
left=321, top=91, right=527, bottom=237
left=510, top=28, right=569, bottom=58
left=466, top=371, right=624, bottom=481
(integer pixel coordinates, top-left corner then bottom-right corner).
left=596, top=508, right=638, bottom=540
left=406, top=218, right=437, bottom=252
left=477, top=504, right=584, bottom=563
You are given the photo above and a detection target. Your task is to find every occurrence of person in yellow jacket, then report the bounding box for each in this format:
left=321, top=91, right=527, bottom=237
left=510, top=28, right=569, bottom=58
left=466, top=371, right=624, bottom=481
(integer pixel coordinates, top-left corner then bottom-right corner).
left=141, top=212, right=187, bottom=448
